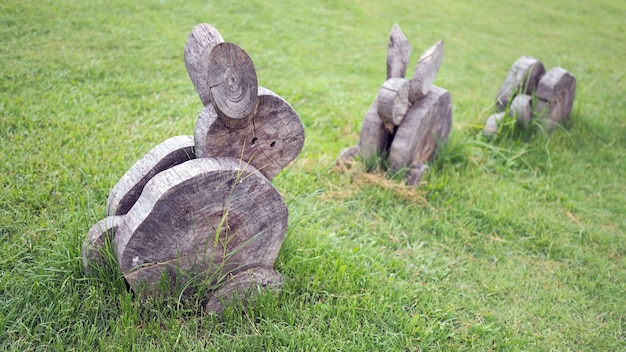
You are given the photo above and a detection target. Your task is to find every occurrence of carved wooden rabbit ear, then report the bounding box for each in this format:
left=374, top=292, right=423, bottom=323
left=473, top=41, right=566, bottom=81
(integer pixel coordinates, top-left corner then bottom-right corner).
left=387, top=23, right=411, bottom=79
left=184, top=23, right=224, bottom=106
left=410, top=40, right=444, bottom=103
left=377, top=41, right=445, bottom=129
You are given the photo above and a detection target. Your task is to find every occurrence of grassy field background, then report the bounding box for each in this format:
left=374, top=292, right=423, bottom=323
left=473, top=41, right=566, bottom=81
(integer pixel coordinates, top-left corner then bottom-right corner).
left=1, top=0, right=625, bottom=350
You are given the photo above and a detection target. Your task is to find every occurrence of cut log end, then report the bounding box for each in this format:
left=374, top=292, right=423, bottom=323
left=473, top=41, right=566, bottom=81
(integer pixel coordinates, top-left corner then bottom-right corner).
left=534, top=67, right=576, bottom=131
left=510, top=94, right=532, bottom=126
left=377, top=78, right=411, bottom=127
left=114, top=158, right=288, bottom=296
left=205, top=268, right=283, bottom=315
left=82, top=215, right=125, bottom=275
left=484, top=111, right=506, bottom=137
left=405, top=163, right=430, bottom=187
left=106, top=135, right=196, bottom=216
left=208, top=42, right=259, bottom=129
left=389, top=86, right=452, bottom=171
left=336, top=145, right=360, bottom=165
left=496, top=56, right=545, bottom=111
left=359, top=96, right=393, bottom=160
left=194, top=87, right=304, bottom=180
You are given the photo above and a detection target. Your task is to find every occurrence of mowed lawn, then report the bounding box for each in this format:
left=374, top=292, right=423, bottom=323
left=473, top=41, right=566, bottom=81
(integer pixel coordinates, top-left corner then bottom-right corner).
left=1, top=0, right=625, bottom=350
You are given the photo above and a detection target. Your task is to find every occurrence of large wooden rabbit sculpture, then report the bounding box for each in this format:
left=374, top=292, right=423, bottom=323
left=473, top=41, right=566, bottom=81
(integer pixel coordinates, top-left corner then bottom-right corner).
left=82, top=24, right=305, bottom=314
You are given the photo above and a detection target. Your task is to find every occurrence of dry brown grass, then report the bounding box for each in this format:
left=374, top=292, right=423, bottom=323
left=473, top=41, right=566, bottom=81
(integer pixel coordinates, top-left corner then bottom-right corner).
left=327, top=157, right=430, bottom=207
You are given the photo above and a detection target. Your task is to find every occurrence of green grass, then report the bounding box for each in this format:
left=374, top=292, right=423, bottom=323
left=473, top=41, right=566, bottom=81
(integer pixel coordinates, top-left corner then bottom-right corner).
left=1, top=0, right=625, bottom=350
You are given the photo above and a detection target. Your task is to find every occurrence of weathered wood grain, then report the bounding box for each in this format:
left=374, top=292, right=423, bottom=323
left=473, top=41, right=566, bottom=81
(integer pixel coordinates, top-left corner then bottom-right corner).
left=114, top=157, right=288, bottom=296
left=405, top=163, right=430, bottom=187
left=358, top=96, right=393, bottom=160
left=336, top=145, right=360, bottom=164
left=386, top=23, right=412, bottom=79
left=106, top=135, right=196, bottom=216
left=389, top=86, right=452, bottom=171
left=81, top=215, right=125, bottom=275
left=208, top=42, right=259, bottom=129
left=409, top=40, right=444, bottom=103
left=184, top=23, right=225, bottom=106
left=484, top=111, right=506, bottom=137
left=205, top=267, right=283, bottom=314
left=194, top=87, right=304, bottom=180
left=428, top=87, right=453, bottom=162
left=496, top=56, right=545, bottom=111
left=534, top=67, right=576, bottom=131
left=510, top=94, right=532, bottom=126
left=377, top=77, right=411, bottom=127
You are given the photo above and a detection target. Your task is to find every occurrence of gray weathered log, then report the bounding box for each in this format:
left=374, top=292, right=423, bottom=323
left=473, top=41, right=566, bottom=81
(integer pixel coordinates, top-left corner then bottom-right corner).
left=389, top=86, right=452, bottom=171
left=205, top=267, right=283, bottom=315
left=386, top=23, right=412, bottom=79
left=376, top=78, right=411, bottom=127
left=358, top=96, right=393, bottom=160
left=208, top=42, right=259, bottom=129
left=510, top=94, right=532, bottom=126
left=484, top=111, right=506, bottom=137
left=184, top=23, right=225, bottom=106
left=336, top=145, right=360, bottom=164
left=429, top=89, right=453, bottom=162
left=194, top=87, right=304, bottom=180
left=405, top=163, right=430, bottom=187
left=409, top=40, right=444, bottom=103
left=82, top=215, right=125, bottom=275
left=533, top=67, right=576, bottom=131
left=496, top=56, right=545, bottom=111
left=114, top=157, right=288, bottom=296
left=106, top=135, right=196, bottom=216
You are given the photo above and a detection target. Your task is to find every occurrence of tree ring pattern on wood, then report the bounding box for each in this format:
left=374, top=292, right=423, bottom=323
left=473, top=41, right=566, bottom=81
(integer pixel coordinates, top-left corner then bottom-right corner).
left=114, top=157, right=288, bottom=295
left=208, top=42, right=258, bottom=128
